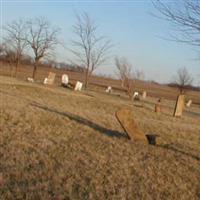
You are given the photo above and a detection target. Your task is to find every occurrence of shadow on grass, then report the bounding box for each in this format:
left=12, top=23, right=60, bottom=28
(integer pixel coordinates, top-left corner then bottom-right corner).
left=157, top=144, right=200, bottom=161
left=30, top=102, right=129, bottom=139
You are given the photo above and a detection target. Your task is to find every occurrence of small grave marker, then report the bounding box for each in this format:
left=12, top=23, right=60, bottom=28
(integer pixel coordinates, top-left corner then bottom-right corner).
left=106, top=86, right=112, bottom=93
left=133, top=92, right=140, bottom=101
left=186, top=99, right=192, bottom=107
left=61, top=74, right=69, bottom=86
left=27, top=77, right=34, bottom=82
left=74, top=81, right=83, bottom=91
left=115, top=108, right=148, bottom=143
left=155, top=104, right=161, bottom=113
left=44, top=72, right=56, bottom=85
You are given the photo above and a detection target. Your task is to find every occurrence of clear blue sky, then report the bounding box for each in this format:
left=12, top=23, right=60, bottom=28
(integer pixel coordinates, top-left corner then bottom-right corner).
left=1, top=0, right=200, bottom=85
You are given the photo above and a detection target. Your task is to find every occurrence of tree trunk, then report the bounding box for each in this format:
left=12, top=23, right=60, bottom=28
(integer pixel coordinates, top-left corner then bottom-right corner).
left=84, top=67, right=89, bottom=89
left=14, top=59, right=20, bottom=77
left=32, top=59, right=38, bottom=79
left=9, top=61, right=13, bottom=77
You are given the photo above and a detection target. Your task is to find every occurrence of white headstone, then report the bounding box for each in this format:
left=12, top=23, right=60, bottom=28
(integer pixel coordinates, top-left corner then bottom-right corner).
left=186, top=100, right=192, bottom=107
left=74, top=81, right=83, bottom=91
left=61, top=74, right=69, bottom=85
left=106, top=86, right=112, bottom=93
left=44, top=78, right=48, bottom=84
left=133, top=92, right=139, bottom=98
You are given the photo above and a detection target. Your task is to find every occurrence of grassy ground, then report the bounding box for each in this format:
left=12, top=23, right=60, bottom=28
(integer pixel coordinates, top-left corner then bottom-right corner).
left=0, top=75, right=200, bottom=200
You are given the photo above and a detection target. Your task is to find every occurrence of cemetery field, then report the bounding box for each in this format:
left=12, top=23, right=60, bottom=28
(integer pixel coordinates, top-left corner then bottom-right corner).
left=1, top=62, right=200, bottom=105
left=0, top=75, right=200, bottom=200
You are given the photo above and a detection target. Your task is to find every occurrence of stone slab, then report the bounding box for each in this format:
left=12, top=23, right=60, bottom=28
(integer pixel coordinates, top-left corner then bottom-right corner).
left=115, top=108, right=148, bottom=143
left=173, top=95, right=185, bottom=117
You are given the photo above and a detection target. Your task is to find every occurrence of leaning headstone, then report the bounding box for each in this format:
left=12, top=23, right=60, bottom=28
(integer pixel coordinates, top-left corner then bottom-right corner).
left=74, top=81, right=83, bottom=91
left=115, top=108, right=148, bottom=143
left=173, top=94, right=185, bottom=117
left=61, top=74, right=69, bottom=86
left=44, top=72, right=56, bottom=85
left=142, top=91, right=147, bottom=99
left=186, top=99, right=192, bottom=107
left=106, top=86, right=112, bottom=93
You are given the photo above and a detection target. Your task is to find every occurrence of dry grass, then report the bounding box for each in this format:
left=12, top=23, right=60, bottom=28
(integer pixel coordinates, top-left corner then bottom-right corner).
left=0, top=75, right=200, bottom=200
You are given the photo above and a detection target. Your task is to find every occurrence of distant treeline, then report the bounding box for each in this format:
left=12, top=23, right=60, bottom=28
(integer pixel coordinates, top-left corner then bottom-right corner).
left=167, top=83, right=200, bottom=92
left=0, top=53, right=84, bottom=73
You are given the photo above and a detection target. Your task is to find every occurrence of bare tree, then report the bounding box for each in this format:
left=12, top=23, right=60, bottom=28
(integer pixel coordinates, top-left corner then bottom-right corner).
left=70, top=12, right=112, bottom=89
left=115, top=57, right=134, bottom=98
left=174, top=67, right=193, bottom=94
left=0, top=43, right=17, bottom=76
left=153, top=0, right=200, bottom=47
left=3, top=19, right=27, bottom=76
left=26, top=17, right=59, bottom=79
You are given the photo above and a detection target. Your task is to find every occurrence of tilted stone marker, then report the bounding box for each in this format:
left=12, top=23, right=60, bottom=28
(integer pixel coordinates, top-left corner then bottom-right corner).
left=186, top=99, right=192, bottom=107
left=44, top=72, right=56, bottom=85
left=115, top=108, right=148, bottom=143
left=173, top=94, right=185, bottom=117
left=142, top=91, right=147, bottom=99
left=74, top=81, right=83, bottom=91
left=61, top=74, right=69, bottom=86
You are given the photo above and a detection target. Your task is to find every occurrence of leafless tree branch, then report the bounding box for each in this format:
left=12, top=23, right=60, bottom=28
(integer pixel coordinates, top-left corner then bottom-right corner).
left=2, top=19, right=28, bottom=76
left=26, top=17, right=60, bottom=79
left=70, top=12, right=112, bottom=88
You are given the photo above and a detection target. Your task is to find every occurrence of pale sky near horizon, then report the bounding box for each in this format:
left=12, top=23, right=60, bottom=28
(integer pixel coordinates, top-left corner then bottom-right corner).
left=1, top=0, right=200, bottom=85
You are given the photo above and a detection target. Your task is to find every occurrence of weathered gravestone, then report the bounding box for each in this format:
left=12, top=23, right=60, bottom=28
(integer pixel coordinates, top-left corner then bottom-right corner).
left=155, top=104, right=161, bottom=113
left=173, top=94, right=185, bottom=117
left=61, top=74, right=69, bottom=86
left=44, top=72, right=56, bottom=85
left=115, top=108, right=148, bottom=143
left=74, top=81, right=83, bottom=91
left=142, top=91, right=147, bottom=99
left=186, top=99, right=192, bottom=107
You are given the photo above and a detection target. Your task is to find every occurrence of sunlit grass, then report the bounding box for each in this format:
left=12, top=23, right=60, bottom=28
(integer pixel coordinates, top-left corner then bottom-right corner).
left=0, top=76, right=200, bottom=200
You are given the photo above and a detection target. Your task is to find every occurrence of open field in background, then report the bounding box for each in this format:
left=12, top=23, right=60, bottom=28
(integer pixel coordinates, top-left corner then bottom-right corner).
left=1, top=61, right=200, bottom=104
left=0, top=75, right=200, bottom=199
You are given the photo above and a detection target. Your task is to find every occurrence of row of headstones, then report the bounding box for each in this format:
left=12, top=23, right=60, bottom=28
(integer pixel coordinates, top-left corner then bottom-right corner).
left=29, top=72, right=192, bottom=117
left=28, top=72, right=83, bottom=91
left=106, top=87, right=147, bottom=99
